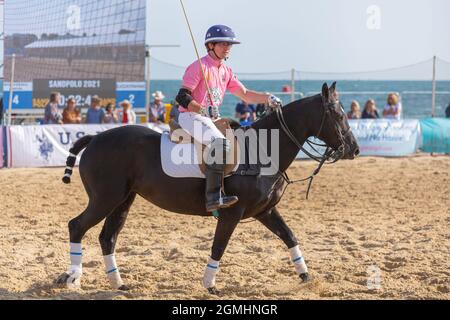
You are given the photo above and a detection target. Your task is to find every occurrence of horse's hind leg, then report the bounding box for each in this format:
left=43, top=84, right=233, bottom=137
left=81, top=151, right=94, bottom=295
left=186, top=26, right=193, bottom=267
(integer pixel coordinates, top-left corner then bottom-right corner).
left=99, top=192, right=136, bottom=290
left=55, top=199, right=121, bottom=288
left=256, top=207, right=310, bottom=282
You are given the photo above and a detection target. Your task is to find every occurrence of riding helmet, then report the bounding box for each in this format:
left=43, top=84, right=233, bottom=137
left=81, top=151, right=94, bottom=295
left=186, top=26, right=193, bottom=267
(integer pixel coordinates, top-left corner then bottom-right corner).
left=205, top=25, right=241, bottom=45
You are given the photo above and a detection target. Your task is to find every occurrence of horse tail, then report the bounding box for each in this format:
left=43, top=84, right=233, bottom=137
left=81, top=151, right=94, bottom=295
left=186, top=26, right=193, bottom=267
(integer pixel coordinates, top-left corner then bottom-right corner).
left=62, top=135, right=94, bottom=184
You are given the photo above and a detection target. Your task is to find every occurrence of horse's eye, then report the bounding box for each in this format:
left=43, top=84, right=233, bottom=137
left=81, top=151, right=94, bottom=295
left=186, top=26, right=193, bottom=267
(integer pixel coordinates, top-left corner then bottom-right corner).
left=331, top=108, right=342, bottom=118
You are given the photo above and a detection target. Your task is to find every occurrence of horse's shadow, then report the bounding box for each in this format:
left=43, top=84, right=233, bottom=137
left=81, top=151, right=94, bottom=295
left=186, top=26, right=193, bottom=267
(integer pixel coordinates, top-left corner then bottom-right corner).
left=0, top=281, right=140, bottom=300
left=0, top=276, right=321, bottom=300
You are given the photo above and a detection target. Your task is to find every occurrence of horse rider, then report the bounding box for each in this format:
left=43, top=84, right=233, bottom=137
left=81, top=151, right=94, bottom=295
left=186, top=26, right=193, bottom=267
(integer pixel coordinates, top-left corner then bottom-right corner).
left=175, top=25, right=283, bottom=212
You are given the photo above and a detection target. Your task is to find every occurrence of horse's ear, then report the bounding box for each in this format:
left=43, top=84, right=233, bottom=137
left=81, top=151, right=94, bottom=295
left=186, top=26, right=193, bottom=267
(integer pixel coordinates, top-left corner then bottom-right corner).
left=330, top=81, right=337, bottom=93
left=322, top=82, right=329, bottom=103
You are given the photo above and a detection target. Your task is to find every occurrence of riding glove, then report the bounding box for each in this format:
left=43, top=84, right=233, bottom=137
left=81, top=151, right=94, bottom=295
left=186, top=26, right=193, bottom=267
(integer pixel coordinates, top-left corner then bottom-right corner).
left=200, top=106, right=210, bottom=117
left=208, top=105, right=220, bottom=119
left=268, top=94, right=283, bottom=109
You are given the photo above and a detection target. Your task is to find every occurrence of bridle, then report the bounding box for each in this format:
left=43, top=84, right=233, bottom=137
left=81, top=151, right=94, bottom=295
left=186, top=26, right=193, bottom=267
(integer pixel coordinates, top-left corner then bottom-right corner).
left=231, top=97, right=352, bottom=224
left=274, top=97, right=353, bottom=199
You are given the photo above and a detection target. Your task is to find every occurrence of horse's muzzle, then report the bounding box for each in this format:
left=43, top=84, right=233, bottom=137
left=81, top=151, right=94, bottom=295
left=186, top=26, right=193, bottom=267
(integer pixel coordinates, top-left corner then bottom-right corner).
left=341, top=144, right=360, bottom=160
left=347, top=146, right=360, bottom=159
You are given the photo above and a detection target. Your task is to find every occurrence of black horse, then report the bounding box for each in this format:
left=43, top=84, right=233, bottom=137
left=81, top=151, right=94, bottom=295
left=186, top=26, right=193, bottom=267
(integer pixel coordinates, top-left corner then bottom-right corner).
left=56, top=82, right=359, bottom=294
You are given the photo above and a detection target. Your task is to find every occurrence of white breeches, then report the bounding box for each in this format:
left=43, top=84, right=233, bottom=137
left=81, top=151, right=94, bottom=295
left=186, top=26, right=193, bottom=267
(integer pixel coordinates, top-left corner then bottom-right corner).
left=178, top=112, right=225, bottom=146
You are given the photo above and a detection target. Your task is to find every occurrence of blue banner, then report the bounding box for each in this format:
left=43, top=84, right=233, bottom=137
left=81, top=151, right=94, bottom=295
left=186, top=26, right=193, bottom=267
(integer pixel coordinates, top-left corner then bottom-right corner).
left=420, top=118, right=450, bottom=154
left=3, top=83, right=34, bottom=109
left=116, top=91, right=145, bottom=108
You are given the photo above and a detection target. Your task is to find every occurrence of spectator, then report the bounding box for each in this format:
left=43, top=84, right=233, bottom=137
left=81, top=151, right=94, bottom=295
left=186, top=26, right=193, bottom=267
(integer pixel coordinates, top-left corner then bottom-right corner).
left=44, top=92, right=63, bottom=124
left=85, top=95, right=105, bottom=124
left=347, top=100, right=362, bottom=119
left=149, top=91, right=166, bottom=123
left=169, top=100, right=180, bottom=122
left=383, top=93, right=402, bottom=120
left=102, top=103, right=119, bottom=124
left=445, top=102, right=450, bottom=118
left=235, top=100, right=256, bottom=122
left=118, top=99, right=136, bottom=124
left=362, top=99, right=380, bottom=119
left=236, top=105, right=253, bottom=126
left=0, top=98, right=3, bottom=123
left=255, top=103, right=269, bottom=120
left=62, top=98, right=81, bottom=124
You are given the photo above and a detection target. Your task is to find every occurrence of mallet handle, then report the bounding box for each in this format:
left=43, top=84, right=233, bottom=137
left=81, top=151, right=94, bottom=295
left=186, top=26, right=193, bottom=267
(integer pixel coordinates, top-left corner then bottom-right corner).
left=179, top=0, right=214, bottom=108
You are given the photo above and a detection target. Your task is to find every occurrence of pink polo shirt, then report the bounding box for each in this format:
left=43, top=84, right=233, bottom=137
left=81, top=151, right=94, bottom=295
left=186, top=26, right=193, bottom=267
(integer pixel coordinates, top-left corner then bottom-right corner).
left=179, top=54, right=245, bottom=112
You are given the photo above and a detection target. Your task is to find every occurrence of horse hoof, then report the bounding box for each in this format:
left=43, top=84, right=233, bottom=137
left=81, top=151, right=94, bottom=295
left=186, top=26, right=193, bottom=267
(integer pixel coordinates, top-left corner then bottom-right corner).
left=55, top=273, right=70, bottom=286
left=55, top=272, right=81, bottom=289
left=118, top=285, right=130, bottom=291
left=62, top=176, right=71, bottom=184
left=299, top=273, right=311, bottom=283
left=207, top=287, right=220, bottom=295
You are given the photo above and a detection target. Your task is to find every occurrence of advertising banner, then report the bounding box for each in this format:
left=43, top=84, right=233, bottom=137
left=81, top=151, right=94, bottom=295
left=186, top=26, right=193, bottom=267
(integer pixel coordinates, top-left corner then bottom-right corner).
left=298, top=119, right=421, bottom=158
left=6, top=119, right=423, bottom=167
left=0, top=127, right=4, bottom=168
left=420, top=118, right=450, bottom=154
left=7, top=123, right=168, bottom=168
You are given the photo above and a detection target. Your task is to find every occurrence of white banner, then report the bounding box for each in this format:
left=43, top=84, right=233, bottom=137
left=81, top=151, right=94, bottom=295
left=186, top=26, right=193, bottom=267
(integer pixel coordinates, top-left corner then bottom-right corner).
left=3, top=82, right=33, bottom=91
left=116, top=82, right=146, bottom=91
left=6, top=120, right=421, bottom=167
left=298, top=119, right=421, bottom=158
left=7, top=123, right=168, bottom=168
left=0, top=126, right=4, bottom=168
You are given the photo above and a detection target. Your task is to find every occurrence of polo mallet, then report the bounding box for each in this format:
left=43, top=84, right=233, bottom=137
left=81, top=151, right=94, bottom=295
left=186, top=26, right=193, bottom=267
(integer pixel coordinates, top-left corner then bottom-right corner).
left=179, top=0, right=228, bottom=216
left=179, top=0, right=215, bottom=115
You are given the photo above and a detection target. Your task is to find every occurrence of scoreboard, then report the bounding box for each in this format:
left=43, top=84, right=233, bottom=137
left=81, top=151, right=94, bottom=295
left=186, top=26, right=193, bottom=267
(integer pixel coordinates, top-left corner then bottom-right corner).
left=3, top=0, right=146, bottom=110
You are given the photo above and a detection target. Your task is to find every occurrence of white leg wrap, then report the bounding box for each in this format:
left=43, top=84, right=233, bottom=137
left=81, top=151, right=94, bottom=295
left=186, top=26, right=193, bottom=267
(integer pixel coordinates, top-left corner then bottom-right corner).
left=289, top=245, right=308, bottom=274
left=67, top=242, right=83, bottom=288
left=70, top=242, right=83, bottom=266
left=202, top=257, right=220, bottom=289
left=104, top=254, right=124, bottom=289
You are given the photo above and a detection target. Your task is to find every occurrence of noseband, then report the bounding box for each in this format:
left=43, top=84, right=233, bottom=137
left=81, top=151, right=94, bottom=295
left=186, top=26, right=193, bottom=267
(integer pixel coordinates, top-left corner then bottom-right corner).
left=274, top=99, right=350, bottom=199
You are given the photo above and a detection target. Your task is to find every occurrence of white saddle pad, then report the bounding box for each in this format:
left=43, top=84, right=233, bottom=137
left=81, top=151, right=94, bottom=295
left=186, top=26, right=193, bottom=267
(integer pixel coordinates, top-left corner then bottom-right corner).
left=160, top=132, right=239, bottom=179
left=161, top=132, right=204, bottom=178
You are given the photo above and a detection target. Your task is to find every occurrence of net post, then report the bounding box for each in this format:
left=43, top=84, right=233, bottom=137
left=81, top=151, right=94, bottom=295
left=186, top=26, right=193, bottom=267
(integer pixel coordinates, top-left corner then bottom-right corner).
left=291, top=68, right=296, bottom=102
left=431, top=55, right=436, bottom=118
left=145, top=46, right=151, bottom=123
left=8, top=54, right=16, bottom=126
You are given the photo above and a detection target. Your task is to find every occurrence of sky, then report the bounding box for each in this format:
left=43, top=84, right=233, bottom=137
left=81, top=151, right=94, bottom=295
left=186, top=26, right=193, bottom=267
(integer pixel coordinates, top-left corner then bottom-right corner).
left=1, top=0, right=450, bottom=80
left=147, top=0, right=450, bottom=79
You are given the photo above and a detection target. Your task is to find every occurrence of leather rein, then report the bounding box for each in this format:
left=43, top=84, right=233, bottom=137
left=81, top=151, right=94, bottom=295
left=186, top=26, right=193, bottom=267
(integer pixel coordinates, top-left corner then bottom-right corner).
left=274, top=99, right=352, bottom=199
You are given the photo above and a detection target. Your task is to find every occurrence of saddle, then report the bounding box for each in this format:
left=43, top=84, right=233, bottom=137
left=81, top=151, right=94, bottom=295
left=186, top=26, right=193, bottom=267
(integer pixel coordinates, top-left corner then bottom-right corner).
left=168, top=119, right=240, bottom=176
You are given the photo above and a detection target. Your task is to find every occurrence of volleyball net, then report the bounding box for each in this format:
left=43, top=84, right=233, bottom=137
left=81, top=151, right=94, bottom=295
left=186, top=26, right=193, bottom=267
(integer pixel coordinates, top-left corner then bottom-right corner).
left=3, top=0, right=147, bottom=109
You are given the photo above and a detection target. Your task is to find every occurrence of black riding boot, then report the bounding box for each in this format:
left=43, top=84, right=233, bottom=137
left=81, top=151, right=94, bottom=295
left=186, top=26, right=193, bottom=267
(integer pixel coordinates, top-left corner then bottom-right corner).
left=204, top=138, right=239, bottom=212
left=205, top=163, right=238, bottom=212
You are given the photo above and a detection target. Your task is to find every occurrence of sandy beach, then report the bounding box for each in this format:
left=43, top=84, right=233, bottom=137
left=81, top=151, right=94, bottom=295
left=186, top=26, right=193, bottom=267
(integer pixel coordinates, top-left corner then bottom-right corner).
left=0, top=155, right=449, bottom=300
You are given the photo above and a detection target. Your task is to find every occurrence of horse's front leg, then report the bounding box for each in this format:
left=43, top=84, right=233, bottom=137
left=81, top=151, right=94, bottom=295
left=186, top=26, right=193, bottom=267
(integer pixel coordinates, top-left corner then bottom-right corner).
left=256, top=207, right=310, bottom=282
left=203, top=206, right=244, bottom=295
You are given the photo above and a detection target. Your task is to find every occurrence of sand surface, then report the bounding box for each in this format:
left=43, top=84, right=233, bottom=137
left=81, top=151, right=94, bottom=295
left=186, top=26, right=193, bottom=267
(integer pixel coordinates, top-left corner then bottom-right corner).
left=0, top=155, right=449, bottom=300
